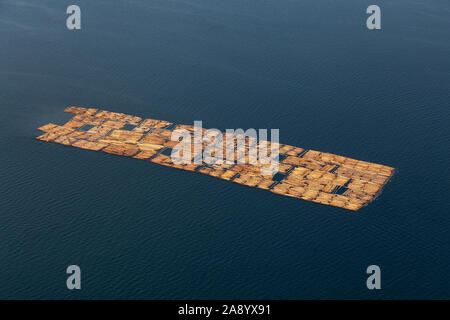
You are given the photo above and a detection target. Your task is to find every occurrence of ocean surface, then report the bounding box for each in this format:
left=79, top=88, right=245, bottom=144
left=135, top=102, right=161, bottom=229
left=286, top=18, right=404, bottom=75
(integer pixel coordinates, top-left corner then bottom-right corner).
left=0, top=0, right=449, bottom=299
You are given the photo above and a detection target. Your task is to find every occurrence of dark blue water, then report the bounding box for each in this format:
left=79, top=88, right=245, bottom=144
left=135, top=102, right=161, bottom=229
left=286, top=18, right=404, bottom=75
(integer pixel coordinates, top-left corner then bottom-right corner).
left=0, top=0, right=449, bottom=299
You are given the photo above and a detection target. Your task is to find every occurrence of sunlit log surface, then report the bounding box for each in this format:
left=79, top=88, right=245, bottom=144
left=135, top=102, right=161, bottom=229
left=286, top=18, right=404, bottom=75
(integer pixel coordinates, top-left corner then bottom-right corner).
left=36, top=107, right=395, bottom=211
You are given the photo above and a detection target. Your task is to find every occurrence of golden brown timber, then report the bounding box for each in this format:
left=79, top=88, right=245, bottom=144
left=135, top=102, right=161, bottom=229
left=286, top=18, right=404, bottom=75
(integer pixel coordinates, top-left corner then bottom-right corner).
left=36, top=107, right=394, bottom=211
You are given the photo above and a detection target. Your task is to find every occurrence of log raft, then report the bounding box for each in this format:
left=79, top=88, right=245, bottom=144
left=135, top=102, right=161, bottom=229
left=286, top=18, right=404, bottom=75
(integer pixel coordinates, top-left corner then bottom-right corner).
left=36, top=107, right=395, bottom=211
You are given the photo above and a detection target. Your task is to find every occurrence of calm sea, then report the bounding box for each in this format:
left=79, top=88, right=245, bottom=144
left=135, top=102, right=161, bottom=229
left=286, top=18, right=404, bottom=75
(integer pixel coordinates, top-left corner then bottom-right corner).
left=0, top=0, right=449, bottom=299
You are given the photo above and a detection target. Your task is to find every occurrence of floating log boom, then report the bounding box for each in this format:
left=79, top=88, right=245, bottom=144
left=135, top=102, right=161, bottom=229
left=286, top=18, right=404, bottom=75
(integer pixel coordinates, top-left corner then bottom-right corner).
left=36, top=107, right=394, bottom=211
